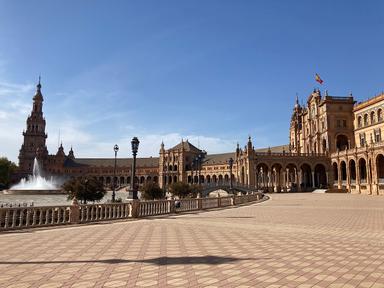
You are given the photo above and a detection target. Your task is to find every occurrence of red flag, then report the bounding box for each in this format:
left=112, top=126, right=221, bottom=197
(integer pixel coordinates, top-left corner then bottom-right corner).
left=315, top=73, right=323, bottom=84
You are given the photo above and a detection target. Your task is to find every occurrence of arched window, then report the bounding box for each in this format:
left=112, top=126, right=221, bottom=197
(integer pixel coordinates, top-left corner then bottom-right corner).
left=349, top=160, right=356, bottom=182
left=377, top=155, right=384, bottom=183
left=336, top=134, right=349, bottom=150
left=357, top=116, right=362, bottom=128
left=364, top=114, right=368, bottom=126
left=359, top=158, right=367, bottom=182
left=340, top=161, right=347, bottom=181
left=322, top=139, right=327, bottom=152
left=370, top=111, right=375, bottom=124
left=378, top=109, right=383, bottom=122
left=333, top=163, right=338, bottom=181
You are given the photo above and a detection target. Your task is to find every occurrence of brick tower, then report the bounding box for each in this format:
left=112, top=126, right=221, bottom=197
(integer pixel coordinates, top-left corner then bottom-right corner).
left=18, top=78, right=49, bottom=176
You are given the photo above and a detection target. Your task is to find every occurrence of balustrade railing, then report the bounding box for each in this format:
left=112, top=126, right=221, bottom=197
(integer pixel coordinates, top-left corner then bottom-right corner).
left=176, top=199, right=199, bottom=212
left=138, top=200, right=171, bottom=217
left=201, top=198, right=219, bottom=209
left=79, top=203, right=130, bottom=223
left=0, top=205, right=72, bottom=230
left=0, top=192, right=264, bottom=231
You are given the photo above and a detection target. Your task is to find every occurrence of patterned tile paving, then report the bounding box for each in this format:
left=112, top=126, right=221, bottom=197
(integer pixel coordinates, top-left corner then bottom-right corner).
left=0, top=193, right=383, bottom=287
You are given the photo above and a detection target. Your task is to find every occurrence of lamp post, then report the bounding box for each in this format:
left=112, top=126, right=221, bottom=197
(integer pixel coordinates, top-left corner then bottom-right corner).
left=112, top=144, right=119, bottom=202
left=195, top=156, right=200, bottom=185
left=84, top=179, right=89, bottom=205
left=130, top=137, right=140, bottom=200
left=228, top=157, right=234, bottom=190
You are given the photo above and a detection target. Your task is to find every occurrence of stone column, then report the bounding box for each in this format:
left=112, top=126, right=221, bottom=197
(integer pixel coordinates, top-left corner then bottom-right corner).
left=267, top=170, right=272, bottom=192
left=311, top=171, right=315, bottom=188
left=356, top=162, right=361, bottom=194
left=366, top=160, right=371, bottom=195
left=130, top=200, right=140, bottom=218
left=255, top=172, right=259, bottom=189
left=282, top=170, right=287, bottom=192
left=337, top=164, right=342, bottom=189
left=346, top=162, right=351, bottom=192
left=298, top=169, right=302, bottom=192
left=273, top=169, right=277, bottom=192
left=286, top=168, right=290, bottom=190
left=69, top=198, right=80, bottom=224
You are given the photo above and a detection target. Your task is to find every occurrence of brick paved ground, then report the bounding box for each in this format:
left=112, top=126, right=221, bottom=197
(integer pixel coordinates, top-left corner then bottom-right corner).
left=0, top=193, right=384, bottom=288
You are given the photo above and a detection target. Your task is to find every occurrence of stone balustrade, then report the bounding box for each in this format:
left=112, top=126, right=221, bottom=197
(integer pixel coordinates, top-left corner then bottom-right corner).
left=138, top=200, right=172, bottom=217
left=0, top=205, right=72, bottom=229
left=0, top=192, right=264, bottom=231
left=79, top=203, right=131, bottom=223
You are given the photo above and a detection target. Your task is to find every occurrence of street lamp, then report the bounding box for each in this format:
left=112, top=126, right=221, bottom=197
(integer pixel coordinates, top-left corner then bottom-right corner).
left=112, top=144, right=119, bottom=202
left=228, top=157, right=234, bottom=189
left=130, top=137, right=140, bottom=200
left=195, top=153, right=204, bottom=185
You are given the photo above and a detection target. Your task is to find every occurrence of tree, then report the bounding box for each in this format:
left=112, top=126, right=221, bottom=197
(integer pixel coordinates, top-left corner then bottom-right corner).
left=190, top=184, right=202, bottom=198
left=168, top=182, right=193, bottom=199
left=141, top=182, right=165, bottom=200
left=0, top=157, right=18, bottom=190
left=63, top=177, right=106, bottom=204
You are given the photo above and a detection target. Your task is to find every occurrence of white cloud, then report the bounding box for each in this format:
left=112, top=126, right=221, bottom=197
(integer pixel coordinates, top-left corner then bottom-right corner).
left=69, top=132, right=237, bottom=159
left=0, top=80, right=35, bottom=163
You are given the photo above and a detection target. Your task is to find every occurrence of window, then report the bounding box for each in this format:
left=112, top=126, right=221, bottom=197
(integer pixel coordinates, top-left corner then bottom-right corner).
left=359, top=133, right=366, bottom=147
left=342, top=120, right=347, bottom=128
left=378, top=109, right=383, bottom=122
left=364, top=114, right=368, bottom=126
left=321, top=120, right=325, bottom=130
left=336, top=120, right=341, bottom=128
left=370, top=111, right=375, bottom=124
left=375, top=129, right=381, bottom=143
left=357, top=116, right=362, bottom=128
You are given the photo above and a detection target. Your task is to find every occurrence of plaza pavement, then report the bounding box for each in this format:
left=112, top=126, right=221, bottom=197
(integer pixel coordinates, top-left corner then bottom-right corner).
left=0, top=193, right=384, bottom=288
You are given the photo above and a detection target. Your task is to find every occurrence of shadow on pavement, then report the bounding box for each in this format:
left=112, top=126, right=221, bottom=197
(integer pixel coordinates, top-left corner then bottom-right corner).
left=0, top=255, right=267, bottom=266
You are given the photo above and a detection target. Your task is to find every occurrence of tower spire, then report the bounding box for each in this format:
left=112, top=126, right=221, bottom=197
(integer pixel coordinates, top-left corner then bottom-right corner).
left=37, top=75, right=41, bottom=90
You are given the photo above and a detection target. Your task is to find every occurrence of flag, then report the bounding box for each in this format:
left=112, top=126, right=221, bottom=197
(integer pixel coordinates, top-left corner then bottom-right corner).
left=315, top=73, right=323, bottom=84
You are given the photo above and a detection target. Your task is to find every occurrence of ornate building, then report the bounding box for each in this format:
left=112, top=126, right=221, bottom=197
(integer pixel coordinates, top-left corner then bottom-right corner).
left=18, top=79, right=49, bottom=175
left=16, top=80, right=384, bottom=195
left=330, top=93, right=384, bottom=195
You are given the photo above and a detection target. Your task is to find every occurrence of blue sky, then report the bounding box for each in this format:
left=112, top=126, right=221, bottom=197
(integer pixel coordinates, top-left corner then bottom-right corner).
left=1, top=0, right=384, bottom=162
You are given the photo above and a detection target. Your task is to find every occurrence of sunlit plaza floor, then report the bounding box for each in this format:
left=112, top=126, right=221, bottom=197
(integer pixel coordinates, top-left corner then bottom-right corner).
left=0, top=193, right=384, bottom=287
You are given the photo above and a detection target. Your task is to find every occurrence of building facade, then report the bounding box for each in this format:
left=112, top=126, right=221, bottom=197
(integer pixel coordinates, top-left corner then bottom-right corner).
left=16, top=81, right=384, bottom=195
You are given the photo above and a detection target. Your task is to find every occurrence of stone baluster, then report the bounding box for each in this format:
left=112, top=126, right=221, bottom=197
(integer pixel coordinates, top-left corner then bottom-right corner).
left=26, top=209, right=31, bottom=227
left=19, top=210, right=24, bottom=227
left=44, top=208, right=49, bottom=225
left=0, top=210, right=4, bottom=229
left=39, top=209, right=43, bottom=225
left=51, top=208, right=55, bottom=224
left=12, top=210, right=17, bottom=228
left=32, top=209, right=37, bottom=226
left=4, top=210, right=10, bottom=229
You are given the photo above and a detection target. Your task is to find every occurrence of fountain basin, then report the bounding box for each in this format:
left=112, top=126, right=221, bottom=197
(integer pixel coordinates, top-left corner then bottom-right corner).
left=3, top=189, right=65, bottom=195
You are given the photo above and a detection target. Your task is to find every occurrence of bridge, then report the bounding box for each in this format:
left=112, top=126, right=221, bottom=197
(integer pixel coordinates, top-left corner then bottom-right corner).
left=199, top=183, right=260, bottom=197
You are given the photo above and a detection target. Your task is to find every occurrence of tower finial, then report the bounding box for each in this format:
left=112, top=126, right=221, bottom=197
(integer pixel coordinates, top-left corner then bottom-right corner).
left=37, top=75, right=42, bottom=90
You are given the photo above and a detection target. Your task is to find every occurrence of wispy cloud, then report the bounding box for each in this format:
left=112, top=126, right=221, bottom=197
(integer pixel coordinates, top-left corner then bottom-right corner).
left=0, top=80, right=35, bottom=162
left=54, top=132, right=237, bottom=159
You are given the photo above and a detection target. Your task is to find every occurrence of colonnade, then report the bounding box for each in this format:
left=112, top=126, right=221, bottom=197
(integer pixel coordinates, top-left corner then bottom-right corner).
left=255, top=163, right=329, bottom=192
left=332, top=152, right=384, bottom=195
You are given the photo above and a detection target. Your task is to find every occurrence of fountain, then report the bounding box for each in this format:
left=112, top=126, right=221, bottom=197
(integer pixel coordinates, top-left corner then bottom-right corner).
left=4, top=158, right=64, bottom=195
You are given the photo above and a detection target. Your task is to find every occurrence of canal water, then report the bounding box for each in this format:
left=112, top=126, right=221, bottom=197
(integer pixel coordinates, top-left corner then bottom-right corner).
left=0, top=191, right=130, bottom=207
